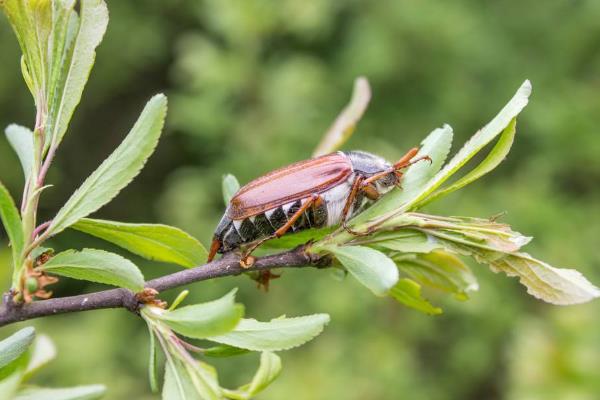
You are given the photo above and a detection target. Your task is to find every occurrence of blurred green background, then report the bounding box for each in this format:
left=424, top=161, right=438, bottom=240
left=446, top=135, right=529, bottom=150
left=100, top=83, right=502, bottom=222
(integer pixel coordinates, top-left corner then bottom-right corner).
left=1, top=0, right=600, bottom=399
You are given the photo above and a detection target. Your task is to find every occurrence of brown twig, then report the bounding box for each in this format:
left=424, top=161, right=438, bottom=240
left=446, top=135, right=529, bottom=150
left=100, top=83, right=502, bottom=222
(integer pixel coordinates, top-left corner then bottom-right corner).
left=0, top=246, right=324, bottom=328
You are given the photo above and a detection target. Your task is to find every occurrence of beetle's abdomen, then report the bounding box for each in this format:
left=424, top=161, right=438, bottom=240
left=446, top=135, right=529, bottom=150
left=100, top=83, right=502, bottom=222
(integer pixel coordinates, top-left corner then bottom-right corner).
left=214, top=198, right=329, bottom=253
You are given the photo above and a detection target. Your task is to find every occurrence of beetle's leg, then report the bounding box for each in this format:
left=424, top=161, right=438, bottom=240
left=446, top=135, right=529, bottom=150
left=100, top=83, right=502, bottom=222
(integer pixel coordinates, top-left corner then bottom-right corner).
left=341, top=176, right=373, bottom=236
left=207, top=238, right=221, bottom=262
left=240, top=194, right=321, bottom=267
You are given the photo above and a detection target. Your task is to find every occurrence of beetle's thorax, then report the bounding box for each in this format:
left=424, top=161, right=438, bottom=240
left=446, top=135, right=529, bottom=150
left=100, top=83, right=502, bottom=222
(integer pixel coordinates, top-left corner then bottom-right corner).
left=343, top=150, right=398, bottom=194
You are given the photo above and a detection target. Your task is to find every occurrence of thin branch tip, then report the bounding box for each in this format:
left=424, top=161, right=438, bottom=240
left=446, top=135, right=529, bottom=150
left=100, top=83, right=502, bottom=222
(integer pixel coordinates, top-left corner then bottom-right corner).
left=0, top=246, right=323, bottom=328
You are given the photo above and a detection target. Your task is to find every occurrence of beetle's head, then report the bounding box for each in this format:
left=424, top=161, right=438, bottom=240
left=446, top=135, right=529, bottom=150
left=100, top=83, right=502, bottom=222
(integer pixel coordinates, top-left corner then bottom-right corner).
left=344, top=151, right=398, bottom=192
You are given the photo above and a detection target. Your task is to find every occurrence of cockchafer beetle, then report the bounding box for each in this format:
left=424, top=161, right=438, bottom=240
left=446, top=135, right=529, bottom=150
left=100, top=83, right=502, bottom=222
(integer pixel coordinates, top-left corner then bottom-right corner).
left=208, top=147, right=430, bottom=265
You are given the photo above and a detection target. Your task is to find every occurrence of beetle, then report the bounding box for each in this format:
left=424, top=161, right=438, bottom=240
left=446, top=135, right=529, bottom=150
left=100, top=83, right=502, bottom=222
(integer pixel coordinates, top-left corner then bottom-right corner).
left=207, top=147, right=430, bottom=265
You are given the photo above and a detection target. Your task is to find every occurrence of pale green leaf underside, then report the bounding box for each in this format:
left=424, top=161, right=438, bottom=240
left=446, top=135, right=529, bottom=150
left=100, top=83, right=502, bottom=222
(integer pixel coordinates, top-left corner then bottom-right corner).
left=47, top=94, right=167, bottom=237
left=322, top=245, right=399, bottom=296
left=72, top=218, right=207, bottom=268
left=0, top=327, right=35, bottom=370
left=14, top=385, right=106, bottom=400
left=488, top=253, right=600, bottom=305
left=0, top=182, right=24, bottom=269
left=5, top=124, right=34, bottom=180
left=42, top=249, right=145, bottom=291
left=159, top=289, right=244, bottom=339
left=208, top=314, right=330, bottom=352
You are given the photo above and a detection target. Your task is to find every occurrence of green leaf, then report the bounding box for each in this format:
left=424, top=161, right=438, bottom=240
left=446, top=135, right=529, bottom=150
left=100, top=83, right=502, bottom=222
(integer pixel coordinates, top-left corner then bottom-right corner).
left=5, top=124, right=34, bottom=180
left=203, top=345, right=250, bottom=358
left=24, top=334, right=56, bottom=381
left=487, top=253, right=600, bottom=305
left=421, top=118, right=517, bottom=206
left=208, top=314, right=330, bottom=352
left=162, top=361, right=200, bottom=400
left=313, top=77, right=371, bottom=157
left=353, top=123, right=453, bottom=225
left=394, top=251, right=479, bottom=300
left=14, top=385, right=106, bottom=400
left=42, top=249, right=145, bottom=291
left=222, top=174, right=240, bottom=205
left=321, top=245, right=398, bottom=296
left=0, top=327, right=35, bottom=370
left=46, top=94, right=167, bottom=237
left=225, top=352, right=282, bottom=399
left=243, top=352, right=282, bottom=396
left=47, top=0, right=108, bottom=150
left=366, top=230, right=444, bottom=253
left=389, top=278, right=442, bottom=315
left=162, top=358, right=221, bottom=400
left=158, top=289, right=244, bottom=339
left=72, top=218, right=207, bottom=268
left=0, top=182, right=24, bottom=268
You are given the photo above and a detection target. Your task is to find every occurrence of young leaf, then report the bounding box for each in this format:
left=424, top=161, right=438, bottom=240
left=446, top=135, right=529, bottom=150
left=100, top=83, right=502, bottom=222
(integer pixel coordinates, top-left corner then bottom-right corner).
left=14, top=385, right=106, bottom=400
left=162, top=358, right=222, bottom=400
left=42, top=249, right=145, bottom=291
left=353, top=124, right=453, bottom=225
left=147, top=326, right=158, bottom=393
left=222, top=174, right=240, bottom=205
left=24, top=334, right=56, bottom=380
left=421, top=118, right=517, bottom=206
left=71, top=218, right=207, bottom=268
left=0, top=0, right=50, bottom=101
left=47, top=0, right=109, bottom=150
left=46, top=94, right=167, bottom=237
left=321, top=245, right=398, bottom=296
left=157, top=289, right=244, bottom=339
left=313, top=76, right=371, bottom=157
left=225, top=352, right=282, bottom=399
left=389, top=279, right=442, bottom=315
left=0, top=327, right=35, bottom=370
left=0, top=182, right=24, bottom=268
left=208, top=314, right=330, bottom=352
left=487, top=253, right=600, bottom=305
left=5, top=124, right=34, bottom=180
left=394, top=251, right=479, bottom=300
left=374, top=80, right=531, bottom=225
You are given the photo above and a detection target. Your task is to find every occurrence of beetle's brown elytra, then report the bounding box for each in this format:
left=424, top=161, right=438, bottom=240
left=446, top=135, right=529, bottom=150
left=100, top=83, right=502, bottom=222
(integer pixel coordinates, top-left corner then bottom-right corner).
left=208, top=148, right=429, bottom=263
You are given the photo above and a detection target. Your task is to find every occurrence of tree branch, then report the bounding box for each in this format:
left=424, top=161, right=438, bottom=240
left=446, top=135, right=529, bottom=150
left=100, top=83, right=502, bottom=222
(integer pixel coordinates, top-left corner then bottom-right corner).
left=0, top=246, right=325, bottom=328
